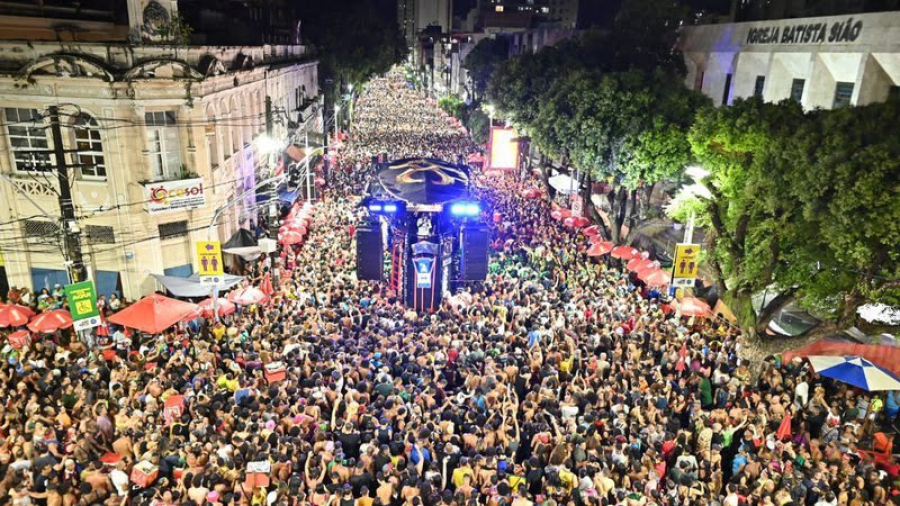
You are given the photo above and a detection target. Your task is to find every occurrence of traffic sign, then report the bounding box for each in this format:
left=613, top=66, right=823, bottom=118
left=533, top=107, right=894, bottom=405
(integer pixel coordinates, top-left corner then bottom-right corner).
left=196, top=241, right=224, bottom=280
left=63, top=280, right=101, bottom=330
left=672, top=243, right=701, bottom=287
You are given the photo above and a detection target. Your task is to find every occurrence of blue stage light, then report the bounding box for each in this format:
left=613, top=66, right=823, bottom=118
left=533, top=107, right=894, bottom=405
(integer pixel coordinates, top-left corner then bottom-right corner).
left=450, top=202, right=480, bottom=217
left=368, top=204, right=383, bottom=212
left=383, top=204, right=398, bottom=213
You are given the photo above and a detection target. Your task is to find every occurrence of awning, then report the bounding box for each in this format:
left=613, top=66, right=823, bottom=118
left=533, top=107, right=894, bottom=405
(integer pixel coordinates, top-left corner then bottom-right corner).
left=150, top=273, right=244, bottom=298
left=223, top=228, right=258, bottom=249
left=222, top=246, right=262, bottom=261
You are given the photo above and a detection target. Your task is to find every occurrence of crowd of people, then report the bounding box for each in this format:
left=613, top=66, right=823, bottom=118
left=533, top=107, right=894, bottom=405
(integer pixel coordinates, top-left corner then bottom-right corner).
left=0, top=67, right=899, bottom=506
left=341, top=70, right=477, bottom=168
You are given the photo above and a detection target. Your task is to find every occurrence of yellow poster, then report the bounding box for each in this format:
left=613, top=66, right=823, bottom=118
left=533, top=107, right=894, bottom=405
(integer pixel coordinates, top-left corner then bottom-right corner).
left=672, top=243, right=701, bottom=287
left=195, top=241, right=224, bottom=276
left=0, top=248, right=4, bottom=267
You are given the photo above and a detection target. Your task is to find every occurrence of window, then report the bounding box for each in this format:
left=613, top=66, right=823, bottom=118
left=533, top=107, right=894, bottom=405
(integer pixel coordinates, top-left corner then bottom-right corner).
left=722, top=73, right=732, bottom=106
left=23, top=219, right=60, bottom=238
left=790, top=78, right=805, bottom=103
left=754, top=75, right=765, bottom=97
left=5, top=108, right=52, bottom=172
left=833, top=82, right=854, bottom=109
left=158, top=220, right=188, bottom=240
left=73, top=115, right=106, bottom=179
left=145, top=111, right=182, bottom=180
left=84, top=225, right=115, bottom=244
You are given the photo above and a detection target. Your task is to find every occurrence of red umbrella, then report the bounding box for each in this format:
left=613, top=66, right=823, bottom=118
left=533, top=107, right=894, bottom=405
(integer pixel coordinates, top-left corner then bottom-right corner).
left=678, top=296, right=712, bottom=318
left=587, top=241, right=614, bottom=257
left=228, top=287, right=269, bottom=306
left=0, top=304, right=36, bottom=328
left=279, top=230, right=305, bottom=245
left=627, top=258, right=656, bottom=272
left=27, top=309, right=73, bottom=333
left=7, top=330, right=31, bottom=349
left=638, top=268, right=671, bottom=286
left=283, top=222, right=308, bottom=235
left=564, top=216, right=589, bottom=228
left=197, top=297, right=236, bottom=318
left=611, top=245, right=639, bottom=260
left=583, top=225, right=601, bottom=237
left=107, top=293, right=198, bottom=334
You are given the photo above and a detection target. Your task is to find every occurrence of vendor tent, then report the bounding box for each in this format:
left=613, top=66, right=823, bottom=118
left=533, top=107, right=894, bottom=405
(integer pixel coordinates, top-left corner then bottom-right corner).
left=108, top=293, right=199, bottom=334
left=150, top=273, right=244, bottom=298
left=222, top=229, right=261, bottom=260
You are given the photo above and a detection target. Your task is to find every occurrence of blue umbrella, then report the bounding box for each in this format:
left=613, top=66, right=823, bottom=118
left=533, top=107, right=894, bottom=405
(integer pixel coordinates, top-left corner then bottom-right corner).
left=807, top=355, right=900, bottom=391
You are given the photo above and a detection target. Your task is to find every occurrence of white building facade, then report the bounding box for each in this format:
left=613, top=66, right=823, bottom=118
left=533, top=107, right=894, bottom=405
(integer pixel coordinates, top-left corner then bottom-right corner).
left=679, top=11, right=900, bottom=109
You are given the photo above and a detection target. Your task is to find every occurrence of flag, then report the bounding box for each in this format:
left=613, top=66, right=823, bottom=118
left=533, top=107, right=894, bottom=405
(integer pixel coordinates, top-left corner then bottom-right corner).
left=777, top=412, right=792, bottom=440
left=260, top=273, right=274, bottom=297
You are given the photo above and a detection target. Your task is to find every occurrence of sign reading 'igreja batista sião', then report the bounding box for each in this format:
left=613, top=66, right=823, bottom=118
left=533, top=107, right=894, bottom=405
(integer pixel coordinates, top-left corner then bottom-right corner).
left=746, top=17, right=863, bottom=45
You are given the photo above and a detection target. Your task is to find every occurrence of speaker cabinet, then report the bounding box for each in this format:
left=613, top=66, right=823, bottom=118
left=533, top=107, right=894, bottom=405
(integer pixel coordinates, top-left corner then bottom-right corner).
left=460, top=225, right=489, bottom=281
left=356, top=227, right=384, bottom=280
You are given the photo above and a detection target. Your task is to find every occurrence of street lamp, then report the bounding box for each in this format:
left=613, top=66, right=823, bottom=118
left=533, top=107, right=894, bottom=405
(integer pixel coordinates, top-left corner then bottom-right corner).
left=682, top=165, right=711, bottom=243
left=256, top=134, right=285, bottom=156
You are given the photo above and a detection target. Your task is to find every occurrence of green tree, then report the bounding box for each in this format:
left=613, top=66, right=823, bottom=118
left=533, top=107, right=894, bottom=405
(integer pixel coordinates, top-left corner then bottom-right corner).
left=438, top=95, right=464, bottom=118
left=464, top=37, right=510, bottom=101
left=689, top=98, right=900, bottom=332
left=297, top=0, right=408, bottom=97
left=532, top=69, right=710, bottom=242
left=464, top=106, right=490, bottom=145
left=782, top=102, right=900, bottom=325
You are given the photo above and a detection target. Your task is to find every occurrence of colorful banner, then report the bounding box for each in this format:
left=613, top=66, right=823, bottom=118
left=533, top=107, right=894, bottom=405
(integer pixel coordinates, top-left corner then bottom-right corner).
left=143, top=178, right=207, bottom=215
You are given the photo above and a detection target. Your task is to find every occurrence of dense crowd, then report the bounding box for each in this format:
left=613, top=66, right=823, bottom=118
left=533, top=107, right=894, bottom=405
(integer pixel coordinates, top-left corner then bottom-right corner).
left=342, top=71, right=477, bottom=167
left=0, top=68, right=898, bottom=506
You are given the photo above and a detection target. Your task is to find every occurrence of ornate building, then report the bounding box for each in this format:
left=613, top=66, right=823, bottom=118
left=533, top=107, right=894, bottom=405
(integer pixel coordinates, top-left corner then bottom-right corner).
left=0, top=0, right=319, bottom=299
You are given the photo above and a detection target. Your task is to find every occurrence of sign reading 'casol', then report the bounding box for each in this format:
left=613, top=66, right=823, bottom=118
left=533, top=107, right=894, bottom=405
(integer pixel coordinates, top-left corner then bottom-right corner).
left=143, top=178, right=207, bottom=214
left=746, top=17, right=864, bottom=45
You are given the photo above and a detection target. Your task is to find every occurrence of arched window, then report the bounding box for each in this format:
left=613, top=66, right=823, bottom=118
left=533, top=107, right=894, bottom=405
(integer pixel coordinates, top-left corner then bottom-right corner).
left=73, top=114, right=106, bottom=179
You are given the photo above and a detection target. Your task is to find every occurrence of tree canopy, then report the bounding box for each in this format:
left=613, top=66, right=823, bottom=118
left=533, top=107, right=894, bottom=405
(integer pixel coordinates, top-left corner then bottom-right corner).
left=690, top=98, right=900, bottom=328
left=464, top=37, right=510, bottom=101
left=297, top=0, right=407, bottom=89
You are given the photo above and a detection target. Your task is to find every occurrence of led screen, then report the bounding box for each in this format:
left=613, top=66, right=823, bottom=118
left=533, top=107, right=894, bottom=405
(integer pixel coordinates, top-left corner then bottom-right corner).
left=489, top=127, right=519, bottom=170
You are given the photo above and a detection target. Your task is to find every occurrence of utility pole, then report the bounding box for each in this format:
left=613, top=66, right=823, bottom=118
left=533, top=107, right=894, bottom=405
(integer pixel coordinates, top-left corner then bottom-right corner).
left=48, top=106, right=86, bottom=283
left=263, top=95, right=280, bottom=292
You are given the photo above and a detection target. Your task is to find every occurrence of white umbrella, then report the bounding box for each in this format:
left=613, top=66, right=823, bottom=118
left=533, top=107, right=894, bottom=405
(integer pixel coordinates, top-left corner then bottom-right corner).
left=807, top=355, right=900, bottom=391
left=548, top=174, right=579, bottom=195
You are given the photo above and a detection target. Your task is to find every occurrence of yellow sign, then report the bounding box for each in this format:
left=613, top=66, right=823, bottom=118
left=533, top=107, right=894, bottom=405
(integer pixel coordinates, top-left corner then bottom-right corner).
left=195, top=241, right=224, bottom=276
left=0, top=248, right=4, bottom=267
left=672, top=243, right=701, bottom=287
